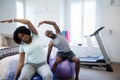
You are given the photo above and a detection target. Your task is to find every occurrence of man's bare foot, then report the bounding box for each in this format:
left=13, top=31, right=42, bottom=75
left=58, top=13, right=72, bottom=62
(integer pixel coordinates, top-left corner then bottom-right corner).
left=75, top=77, right=79, bottom=80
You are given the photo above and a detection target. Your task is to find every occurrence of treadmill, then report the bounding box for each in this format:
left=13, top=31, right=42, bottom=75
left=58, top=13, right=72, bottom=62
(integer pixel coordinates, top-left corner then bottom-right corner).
left=80, top=27, right=113, bottom=72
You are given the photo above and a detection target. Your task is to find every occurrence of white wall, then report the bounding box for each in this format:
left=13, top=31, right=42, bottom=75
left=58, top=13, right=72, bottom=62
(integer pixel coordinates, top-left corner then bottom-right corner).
left=0, top=0, right=120, bottom=63
left=0, top=0, right=65, bottom=47
left=101, top=0, right=120, bottom=63
left=24, top=0, right=65, bottom=46
left=0, top=0, right=17, bottom=34
left=64, top=0, right=120, bottom=63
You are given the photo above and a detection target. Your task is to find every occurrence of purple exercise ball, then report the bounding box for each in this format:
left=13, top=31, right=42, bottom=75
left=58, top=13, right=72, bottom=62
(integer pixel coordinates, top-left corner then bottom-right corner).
left=49, top=57, right=75, bottom=79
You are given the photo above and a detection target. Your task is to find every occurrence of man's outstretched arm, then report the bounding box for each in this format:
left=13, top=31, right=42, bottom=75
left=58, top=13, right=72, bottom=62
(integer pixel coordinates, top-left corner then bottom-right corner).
left=38, top=21, right=62, bottom=34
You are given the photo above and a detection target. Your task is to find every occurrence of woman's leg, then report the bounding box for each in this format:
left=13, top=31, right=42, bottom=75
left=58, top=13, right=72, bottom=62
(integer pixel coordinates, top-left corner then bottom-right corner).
left=37, top=63, right=53, bottom=80
left=19, top=63, right=36, bottom=80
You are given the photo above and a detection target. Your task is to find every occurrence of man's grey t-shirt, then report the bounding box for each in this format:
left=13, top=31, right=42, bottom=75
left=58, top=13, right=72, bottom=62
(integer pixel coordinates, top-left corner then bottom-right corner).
left=51, top=34, right=70, bottom=52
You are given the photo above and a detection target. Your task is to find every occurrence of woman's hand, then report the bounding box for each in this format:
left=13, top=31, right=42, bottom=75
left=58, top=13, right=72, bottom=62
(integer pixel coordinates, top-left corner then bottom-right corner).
left=0, top=19, right=13, bottom=23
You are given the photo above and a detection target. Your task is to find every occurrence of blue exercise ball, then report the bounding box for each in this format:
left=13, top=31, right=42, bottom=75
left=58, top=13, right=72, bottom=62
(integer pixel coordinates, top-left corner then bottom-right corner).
left=32, top=73, right=42, bottom=80
left=49, top=57, right=75, bottom=79
left=32, top=73, right=56, bottom=80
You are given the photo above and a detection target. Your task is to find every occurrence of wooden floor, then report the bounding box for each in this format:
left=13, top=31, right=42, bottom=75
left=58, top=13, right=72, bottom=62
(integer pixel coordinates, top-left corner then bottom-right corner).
left=56, top=63, right=120, bottom=80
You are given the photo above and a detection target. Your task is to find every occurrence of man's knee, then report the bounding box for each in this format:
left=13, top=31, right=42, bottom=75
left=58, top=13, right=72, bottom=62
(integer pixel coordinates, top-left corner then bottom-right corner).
left=72, top=57, right=80, bottom=64
left=54, top=57, right=62, bottom=65
left=76, top=58, right=80, bottom=64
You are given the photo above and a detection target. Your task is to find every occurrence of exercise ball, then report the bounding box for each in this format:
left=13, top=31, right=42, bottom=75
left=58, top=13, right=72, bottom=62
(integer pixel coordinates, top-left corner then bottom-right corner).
left=32, top=73, right=42, bottom=80
left=49, top=57, right=75, bottom=79
left=32, top=73, right=56, bottom=80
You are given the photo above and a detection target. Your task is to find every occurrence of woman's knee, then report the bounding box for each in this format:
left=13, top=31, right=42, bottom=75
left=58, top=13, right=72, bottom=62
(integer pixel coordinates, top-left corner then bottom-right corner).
left=19, top=75, right=31, bottom=80
left=19, top=64, right=36, bottom=80
left=43, top=72, right=53, bottom=80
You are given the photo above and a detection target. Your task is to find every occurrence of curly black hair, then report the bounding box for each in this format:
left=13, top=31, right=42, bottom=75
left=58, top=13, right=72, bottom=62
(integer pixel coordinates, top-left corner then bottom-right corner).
left=13, top=26, right=31, bottom=44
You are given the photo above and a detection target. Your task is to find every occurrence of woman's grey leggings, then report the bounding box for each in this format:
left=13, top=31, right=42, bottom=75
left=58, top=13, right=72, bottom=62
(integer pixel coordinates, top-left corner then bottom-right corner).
left=18, top=62, right=53, bottom=80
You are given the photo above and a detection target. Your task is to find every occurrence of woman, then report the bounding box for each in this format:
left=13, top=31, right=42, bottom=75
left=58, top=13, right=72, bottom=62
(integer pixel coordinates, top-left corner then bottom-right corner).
left=0, top=19, right=53, bottom=80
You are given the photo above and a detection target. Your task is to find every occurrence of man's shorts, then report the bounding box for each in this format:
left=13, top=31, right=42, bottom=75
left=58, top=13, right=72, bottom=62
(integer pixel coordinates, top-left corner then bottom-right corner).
left=57, top=51, right=75, bottom=61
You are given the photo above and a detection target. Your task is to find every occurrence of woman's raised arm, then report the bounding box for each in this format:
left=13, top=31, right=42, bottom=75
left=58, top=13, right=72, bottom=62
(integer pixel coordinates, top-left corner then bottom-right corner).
left=0, top=18, right=38, bottom=35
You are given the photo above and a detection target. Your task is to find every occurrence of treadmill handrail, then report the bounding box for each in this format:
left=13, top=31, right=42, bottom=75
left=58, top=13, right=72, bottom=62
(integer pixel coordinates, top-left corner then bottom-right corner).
left=90, top=26, right=105, bottom=36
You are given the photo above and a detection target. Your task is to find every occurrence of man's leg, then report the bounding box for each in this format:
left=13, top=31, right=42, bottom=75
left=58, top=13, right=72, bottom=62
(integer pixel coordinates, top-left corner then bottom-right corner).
left=52, top=56, right=63, bottom=73
left=71, top=56, right=80, bottom=80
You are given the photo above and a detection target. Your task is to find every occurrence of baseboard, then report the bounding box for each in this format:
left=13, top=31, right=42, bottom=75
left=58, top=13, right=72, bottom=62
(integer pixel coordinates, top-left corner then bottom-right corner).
left=111, top=62, right=120, bottom=64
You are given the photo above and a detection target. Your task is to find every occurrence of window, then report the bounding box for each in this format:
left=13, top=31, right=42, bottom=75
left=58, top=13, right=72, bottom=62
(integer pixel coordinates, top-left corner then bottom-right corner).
left=70, top=0, right=97, bottom=46
left=16, top=0, right=24, bottom=27
left=71, top=2, right=82, bottom=44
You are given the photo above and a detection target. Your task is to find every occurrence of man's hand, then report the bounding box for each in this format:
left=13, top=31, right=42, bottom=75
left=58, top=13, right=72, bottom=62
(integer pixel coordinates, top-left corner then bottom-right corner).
left=47, top=59, right=49, bottom=64
left=38, top=21, right=45, bottom=27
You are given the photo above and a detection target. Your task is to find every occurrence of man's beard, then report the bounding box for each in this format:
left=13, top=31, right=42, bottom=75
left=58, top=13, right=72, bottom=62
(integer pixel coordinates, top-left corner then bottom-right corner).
left=51, top=34, right=56, bottom=39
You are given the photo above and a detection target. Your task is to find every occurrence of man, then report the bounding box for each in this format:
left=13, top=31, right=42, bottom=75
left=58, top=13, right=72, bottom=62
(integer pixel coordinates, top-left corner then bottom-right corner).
left=38, top=21, right=80, bottom=80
